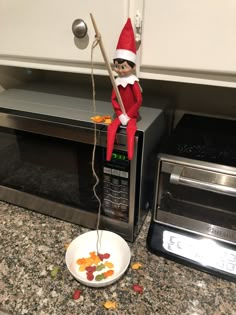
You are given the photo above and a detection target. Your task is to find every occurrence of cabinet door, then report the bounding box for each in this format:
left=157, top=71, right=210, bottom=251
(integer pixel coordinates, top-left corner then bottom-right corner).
left=140, top=0, right=236, bottom=85
left=0, top=0, right=129, bottom=73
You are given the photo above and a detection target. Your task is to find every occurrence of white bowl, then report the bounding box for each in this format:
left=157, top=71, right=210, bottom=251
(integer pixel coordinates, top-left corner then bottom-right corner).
left=65, top=230, right=131, bottom=287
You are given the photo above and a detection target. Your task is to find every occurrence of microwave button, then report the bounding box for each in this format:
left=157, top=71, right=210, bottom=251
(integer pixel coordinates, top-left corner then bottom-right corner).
left=120, top=179, right=128, bottom=186
left=120, top=192, right=128, bottom=199
left=120, top=204, right=128, bottom=212
left=120, top=171, right=129, bottom=178
left=111, top=177, right=120, bottom=185
left=120, top=198, right=128, bottom=206
left=111, top=183, right=120, bottom=191
left=112, top=203, right=120, bottom=210
left=104, top=182, right=111, bottom=189
left=104, top=187, right=111, bottom=194
left=112, top=169, right=120, bottom=177
left=112, top=197, right=120, bottom=203
left=103, top=200, right=112, bottom=207
left=104, top=167, right=112, bottom=174
left=112, top=191, right=120, bottom=198
left=104, top=194, right=112, bottom=201
left=120, top=186, right=128, bottom=193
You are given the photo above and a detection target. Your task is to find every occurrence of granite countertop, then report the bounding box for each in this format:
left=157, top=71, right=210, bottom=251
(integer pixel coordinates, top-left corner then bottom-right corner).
left=1, top=201, right=236, bottom=315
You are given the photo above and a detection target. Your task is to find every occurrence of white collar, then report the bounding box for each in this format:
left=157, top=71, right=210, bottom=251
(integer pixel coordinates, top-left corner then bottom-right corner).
left=115, top=75, right=139, bottom=88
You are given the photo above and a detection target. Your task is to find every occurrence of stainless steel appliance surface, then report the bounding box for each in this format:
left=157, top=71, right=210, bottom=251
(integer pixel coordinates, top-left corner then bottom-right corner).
left=147, top=114, right=236, bottom=281
left=0, top=85, right=170, bottom=241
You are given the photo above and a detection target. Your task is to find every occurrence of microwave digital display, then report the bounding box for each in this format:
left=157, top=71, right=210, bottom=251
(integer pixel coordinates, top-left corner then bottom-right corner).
left=111, top=152, right=128, bottom=161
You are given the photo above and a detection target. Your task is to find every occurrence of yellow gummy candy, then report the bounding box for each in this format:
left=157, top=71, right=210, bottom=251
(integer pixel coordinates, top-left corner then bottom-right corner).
left=103, top=300, right=118, bottom=309
left=131, top=262, right=142, bottom=270
left=104, top=261, right=114, bottom=269
left=79, top=264, right=87, bottom=272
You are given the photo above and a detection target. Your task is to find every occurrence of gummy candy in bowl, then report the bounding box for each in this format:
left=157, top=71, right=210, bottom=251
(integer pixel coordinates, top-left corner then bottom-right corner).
left=65, top=230, right=131, bottom=287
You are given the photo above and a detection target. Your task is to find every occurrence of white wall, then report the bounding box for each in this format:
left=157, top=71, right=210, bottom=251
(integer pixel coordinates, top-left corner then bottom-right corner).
left=141, top=79, right=236, bottom=125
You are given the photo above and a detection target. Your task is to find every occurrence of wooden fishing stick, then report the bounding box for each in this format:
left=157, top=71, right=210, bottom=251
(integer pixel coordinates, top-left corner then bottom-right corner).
left=90, top=13, right=126, bottom=115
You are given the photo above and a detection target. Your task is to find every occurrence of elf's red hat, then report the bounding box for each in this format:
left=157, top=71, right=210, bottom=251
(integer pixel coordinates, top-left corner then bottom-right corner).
left=114, top=18, right=136, bottom=64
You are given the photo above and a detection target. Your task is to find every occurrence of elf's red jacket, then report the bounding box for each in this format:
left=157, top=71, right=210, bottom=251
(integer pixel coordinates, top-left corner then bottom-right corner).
left=107, top=77, right=142, bottom=161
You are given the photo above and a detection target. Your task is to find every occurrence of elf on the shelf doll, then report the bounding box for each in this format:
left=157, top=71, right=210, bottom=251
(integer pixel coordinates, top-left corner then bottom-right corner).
left=106, top=18, right=142, bottom=161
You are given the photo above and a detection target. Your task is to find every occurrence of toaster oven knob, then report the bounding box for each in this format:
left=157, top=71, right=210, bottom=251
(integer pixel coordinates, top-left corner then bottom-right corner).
left=72, top=19, right=88, bottom=38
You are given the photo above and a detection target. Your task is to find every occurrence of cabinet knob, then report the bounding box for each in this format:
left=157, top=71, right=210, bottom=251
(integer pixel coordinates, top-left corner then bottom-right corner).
left=72, top=19, right=88, bottom=38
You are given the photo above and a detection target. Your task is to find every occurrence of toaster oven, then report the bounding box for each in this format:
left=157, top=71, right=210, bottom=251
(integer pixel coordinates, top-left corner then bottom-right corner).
left=147, top=114, right=236, bottom=281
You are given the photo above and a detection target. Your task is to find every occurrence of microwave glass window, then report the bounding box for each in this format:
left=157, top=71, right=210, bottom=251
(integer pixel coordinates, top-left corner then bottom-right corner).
left=0, top=127, right=103, bottom=212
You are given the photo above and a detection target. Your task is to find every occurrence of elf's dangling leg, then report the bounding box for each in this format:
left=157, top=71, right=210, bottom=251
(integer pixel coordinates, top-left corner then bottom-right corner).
left=126, top=118, right=137, bottom=160
left=106, top=118, right=121, bottom=161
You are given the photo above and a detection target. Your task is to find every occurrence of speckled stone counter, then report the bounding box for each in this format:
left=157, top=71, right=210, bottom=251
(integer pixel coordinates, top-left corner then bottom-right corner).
left=1, top=201, right=236, bottom=315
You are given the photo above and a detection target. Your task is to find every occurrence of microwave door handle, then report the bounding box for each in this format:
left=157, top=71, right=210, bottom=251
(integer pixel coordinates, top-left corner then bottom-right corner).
left=170, top=165, right=236, bottom=197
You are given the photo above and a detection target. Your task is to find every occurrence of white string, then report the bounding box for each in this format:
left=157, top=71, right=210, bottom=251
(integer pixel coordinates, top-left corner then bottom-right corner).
left=91, top=36, right=102, bottom=254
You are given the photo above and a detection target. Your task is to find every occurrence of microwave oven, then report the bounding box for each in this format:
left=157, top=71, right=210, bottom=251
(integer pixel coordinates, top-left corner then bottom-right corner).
left=0, top=85, right=170, bottom=241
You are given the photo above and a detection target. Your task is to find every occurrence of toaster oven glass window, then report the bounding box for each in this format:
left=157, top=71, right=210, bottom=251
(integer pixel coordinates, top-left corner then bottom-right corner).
left=158, top=162, right=236, bottom=231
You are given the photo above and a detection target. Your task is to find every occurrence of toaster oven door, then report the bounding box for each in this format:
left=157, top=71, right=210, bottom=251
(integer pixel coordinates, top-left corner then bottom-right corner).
left=154, top=155, right=236, bottom=244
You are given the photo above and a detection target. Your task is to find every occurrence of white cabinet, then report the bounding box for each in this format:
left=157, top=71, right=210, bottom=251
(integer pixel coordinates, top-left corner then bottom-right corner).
left=1, top=0, right=236, bottom=87
left=0, top=0, right=130, bottom=74
left=139, top=0, right=236, bottom=87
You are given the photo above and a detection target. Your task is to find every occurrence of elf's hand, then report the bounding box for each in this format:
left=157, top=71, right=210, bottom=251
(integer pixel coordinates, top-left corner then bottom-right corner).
left=119, top=113, right=130, bottom=126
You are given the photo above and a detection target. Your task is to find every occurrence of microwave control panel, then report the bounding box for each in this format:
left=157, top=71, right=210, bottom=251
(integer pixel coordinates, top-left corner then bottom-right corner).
left=102, top=151, right=130, bottom=222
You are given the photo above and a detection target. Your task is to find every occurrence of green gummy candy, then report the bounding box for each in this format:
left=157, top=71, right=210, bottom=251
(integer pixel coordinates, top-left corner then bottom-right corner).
left=51, top=266, right=60, bottom=278
left=96, top=263, right=105, bottom=271
left=95, top=274, right=105, bottom=281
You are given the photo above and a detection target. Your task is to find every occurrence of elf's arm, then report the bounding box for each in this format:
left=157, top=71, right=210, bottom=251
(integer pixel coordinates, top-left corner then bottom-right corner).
left=111, top=88, right=123, bottom=117
left=126, top=82, right=142, bottom=118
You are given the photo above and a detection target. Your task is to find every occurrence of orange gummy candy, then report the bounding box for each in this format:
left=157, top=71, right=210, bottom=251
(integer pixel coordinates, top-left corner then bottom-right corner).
left=104, top=269, right=114, bottom=278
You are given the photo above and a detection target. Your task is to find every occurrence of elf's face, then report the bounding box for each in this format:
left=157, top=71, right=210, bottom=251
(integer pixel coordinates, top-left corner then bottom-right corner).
left=114, top=60, right=134, bottom=77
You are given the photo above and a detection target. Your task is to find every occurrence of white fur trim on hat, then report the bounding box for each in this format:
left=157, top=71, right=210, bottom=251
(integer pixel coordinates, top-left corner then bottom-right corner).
left=114, top=49, right=136, bottom=63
